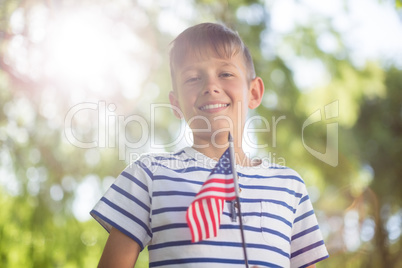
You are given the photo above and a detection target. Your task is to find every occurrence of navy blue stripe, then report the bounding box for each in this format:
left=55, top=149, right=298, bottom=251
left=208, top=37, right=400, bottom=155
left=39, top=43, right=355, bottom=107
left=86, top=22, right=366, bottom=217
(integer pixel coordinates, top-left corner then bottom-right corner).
left=137, top=159, right=300, bottom=182
left=160, top=165, right=211, bottom=173
left=136, top=161, right=154, bottom=179
left=261, top=212, right=292, bottom=227
left=292, top=225, right=319, bottom=241
left=268, top=166, right=289, bottom=169
left=241, top=198, right=296, bottom=213
left=291, top=240, right=325, bottom=258
left=147, top=240, right=189, bottom=250
left=145, top=162, right=211, bottom=174
left=152, top=223, right=188, bottom=232
left=152, top=206, right=188, bottom=215
left=149, top=240, right=289, bottom=258
left=153, top=191, right=196, bottom=197
left=150, top=257, right=245, bottom=267
left=223, top=211, right=231, bottom=217
left=238, top=174, right=304, bottom=184
left=154, top=156, right=196, bottom=162
left=150, top=257, right=281, bottom=267
left=90, top=209, right=111, bottom=234
left=90, top=210, right=146, bottom=250
left=224, top=211, right=291, bottom=227
left=261, top=227, right=291, bottom=243
left=173, top=150, right=186, bottom=156
left=220, top=225, right=290, bottom=243
left=151, top=222, right=290, bottom=243
left=300, top=254, right=329, bottom=268
left=101, top=197, right=152, bottom=238
left=246, top=242, right=289, bottom=258
left=299, top=194, right=310, bottom=204
left=191, top=210, right=292, bottom=228
left=153, top=175, right=203, bottom=185
left=121, top=171, right=148, bottom=192
left=111, top=184, right=150, bottom=213
left=240, top=185, right=303, bottom=198
left=294, top=210, right=314, bottom=223
left=249, top=260, right=282, bottom=268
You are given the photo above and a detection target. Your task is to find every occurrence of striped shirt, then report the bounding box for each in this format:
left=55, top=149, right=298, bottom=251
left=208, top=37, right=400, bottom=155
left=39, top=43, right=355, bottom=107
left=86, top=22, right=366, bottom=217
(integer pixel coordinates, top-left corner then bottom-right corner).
left=91, top=147, right=329, bottom=267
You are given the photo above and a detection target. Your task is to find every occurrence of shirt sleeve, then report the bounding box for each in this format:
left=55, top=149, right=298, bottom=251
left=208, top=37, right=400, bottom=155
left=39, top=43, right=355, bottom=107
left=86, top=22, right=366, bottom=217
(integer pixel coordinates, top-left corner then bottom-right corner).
left=290, top=189, right=329, bottom=268
left=90, top=156, right=154, bottom=250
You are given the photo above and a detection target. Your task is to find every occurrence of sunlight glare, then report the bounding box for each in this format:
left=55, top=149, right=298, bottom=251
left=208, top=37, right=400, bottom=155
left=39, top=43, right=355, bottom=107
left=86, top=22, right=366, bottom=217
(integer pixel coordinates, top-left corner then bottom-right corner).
left=46, top=11, right=114, bottom=81
left=43, top=7, right=153, bottom=100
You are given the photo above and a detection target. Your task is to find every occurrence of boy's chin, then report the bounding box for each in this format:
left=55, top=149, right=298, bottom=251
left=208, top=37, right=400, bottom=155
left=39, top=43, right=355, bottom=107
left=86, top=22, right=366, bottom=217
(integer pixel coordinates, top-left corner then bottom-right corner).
left=191, top=127, right=233, bottom=145
left=190, top=124, right=233, bottom=136
left=189, top=119, right=234, bottom=130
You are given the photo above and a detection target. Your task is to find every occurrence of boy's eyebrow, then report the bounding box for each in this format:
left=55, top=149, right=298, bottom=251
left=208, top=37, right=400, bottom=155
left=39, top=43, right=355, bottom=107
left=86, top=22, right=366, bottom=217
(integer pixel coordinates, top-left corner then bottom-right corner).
left=180, top=61, right=240, bottom=75
left=180, top=65, right=197, bottom=74
left=219, top=62, right=239, bottom=69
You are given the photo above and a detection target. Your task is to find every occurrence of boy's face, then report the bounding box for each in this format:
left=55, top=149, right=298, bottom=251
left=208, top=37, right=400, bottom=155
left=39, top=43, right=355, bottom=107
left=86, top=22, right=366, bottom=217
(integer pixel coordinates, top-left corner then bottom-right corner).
left=169, top=50, right=264, bottom=144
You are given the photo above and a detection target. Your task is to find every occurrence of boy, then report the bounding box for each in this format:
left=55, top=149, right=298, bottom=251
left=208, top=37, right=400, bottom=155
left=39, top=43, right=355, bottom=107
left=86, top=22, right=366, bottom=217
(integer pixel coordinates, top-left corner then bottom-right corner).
left=91, top=23, right=329, bottom=267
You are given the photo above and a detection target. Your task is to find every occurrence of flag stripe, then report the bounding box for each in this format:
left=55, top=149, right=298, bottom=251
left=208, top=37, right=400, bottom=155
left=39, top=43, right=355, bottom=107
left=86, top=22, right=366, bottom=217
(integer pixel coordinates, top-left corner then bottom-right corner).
left=217, top=199, right=223, bottom=228
left=196, top=186, right=236, bottom=197
left=205, top=199, right=214, bottom=238
left=200, top=199, right=209, bottom=240
left=187, top=204, right=196, bottom=242
left=186, top=148, right=236, bottom=243
left=194, top=202, right=203, bottom=241
left=209, top=199, right=218, bottom=237
left=204, top=178, right=235, bottom=185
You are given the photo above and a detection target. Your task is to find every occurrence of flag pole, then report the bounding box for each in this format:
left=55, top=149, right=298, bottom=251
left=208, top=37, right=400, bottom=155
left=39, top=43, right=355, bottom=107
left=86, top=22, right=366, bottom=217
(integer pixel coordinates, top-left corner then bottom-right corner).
left=228, top=132, right=249, bottom=268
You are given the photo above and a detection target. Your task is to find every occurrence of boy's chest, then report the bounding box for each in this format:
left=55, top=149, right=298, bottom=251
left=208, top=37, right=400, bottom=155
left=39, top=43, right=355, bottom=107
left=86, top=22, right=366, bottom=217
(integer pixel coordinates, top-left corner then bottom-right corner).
left=150, top=173, right=296, bottom=244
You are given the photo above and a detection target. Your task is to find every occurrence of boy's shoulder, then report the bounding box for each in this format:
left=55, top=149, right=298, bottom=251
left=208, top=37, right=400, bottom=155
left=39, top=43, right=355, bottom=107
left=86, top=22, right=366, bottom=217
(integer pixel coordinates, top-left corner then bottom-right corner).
left=243, top=157, right=306, bottom=184
left=129, top=147, right=195, bottom=166
left=124, top=147, right=199, bottom=175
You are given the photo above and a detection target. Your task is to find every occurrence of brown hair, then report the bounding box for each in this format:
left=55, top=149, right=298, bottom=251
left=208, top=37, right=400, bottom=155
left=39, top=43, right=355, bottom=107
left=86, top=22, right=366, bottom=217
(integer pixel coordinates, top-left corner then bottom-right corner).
left=169, top=23, right=256, bottom=90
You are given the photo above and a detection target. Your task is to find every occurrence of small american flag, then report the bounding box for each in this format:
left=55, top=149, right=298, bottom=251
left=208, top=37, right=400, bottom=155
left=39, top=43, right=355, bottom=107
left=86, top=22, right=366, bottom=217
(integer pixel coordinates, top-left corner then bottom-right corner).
left=186, top=148, right=236, bottom=243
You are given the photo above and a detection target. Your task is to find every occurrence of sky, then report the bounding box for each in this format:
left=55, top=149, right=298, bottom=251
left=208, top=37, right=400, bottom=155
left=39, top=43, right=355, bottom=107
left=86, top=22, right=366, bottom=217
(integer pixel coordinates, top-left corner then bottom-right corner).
left=268, top=0, right=402, bottom=89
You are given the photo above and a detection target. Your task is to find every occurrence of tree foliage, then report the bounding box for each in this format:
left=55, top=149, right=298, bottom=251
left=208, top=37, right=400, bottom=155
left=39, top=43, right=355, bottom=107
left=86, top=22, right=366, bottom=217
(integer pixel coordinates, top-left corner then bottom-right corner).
left=0, top=0, right=401, bottom=267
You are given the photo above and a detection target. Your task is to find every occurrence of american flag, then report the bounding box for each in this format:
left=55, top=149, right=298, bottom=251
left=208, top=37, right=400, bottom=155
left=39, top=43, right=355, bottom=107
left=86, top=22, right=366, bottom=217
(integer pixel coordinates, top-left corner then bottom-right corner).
left=186, top=148, right=236, bottom=243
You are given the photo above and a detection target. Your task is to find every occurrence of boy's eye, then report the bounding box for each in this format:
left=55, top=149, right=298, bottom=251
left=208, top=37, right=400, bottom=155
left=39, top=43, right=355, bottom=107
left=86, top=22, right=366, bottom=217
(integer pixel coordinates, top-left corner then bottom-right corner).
left=185, top=77, right=200, bottom=84
left=220, top=72, right=233, bottom=78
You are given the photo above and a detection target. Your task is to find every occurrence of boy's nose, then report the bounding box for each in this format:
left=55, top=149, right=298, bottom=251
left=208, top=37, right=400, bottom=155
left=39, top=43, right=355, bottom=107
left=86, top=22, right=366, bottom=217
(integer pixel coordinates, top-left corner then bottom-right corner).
left=202, top=78, right=220, bottom=95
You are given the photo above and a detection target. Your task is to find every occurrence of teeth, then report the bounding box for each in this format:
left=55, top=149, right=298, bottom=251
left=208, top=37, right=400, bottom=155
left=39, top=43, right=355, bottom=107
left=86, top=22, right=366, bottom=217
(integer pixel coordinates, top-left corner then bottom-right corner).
left=200, top=103, right=229, bottom=110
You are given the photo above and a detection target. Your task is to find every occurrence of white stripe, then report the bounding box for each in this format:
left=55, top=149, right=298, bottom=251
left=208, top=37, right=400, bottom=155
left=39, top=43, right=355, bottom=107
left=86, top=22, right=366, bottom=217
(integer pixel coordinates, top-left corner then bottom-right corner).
left=195, top=178, right=236, bottom=201
left=200, top=181, right=235, bottom=190
left=187, top=203, right=199, bottom=242
left=194, top=201, right=206, bottom=241
left=195, top=191, right=235, bottom=201
left=211, top=198, right=220, bottom=235
left=203, top=199, right=214, bottom=238
left=206, top=173, right=232, bottom=179
left=217, top=199, right=223, bottom=235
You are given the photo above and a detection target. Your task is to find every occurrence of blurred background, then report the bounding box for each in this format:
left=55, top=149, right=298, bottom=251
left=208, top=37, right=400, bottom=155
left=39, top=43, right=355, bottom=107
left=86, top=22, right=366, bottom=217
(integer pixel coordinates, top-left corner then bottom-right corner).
left=0, top=0, right=401, bottom=267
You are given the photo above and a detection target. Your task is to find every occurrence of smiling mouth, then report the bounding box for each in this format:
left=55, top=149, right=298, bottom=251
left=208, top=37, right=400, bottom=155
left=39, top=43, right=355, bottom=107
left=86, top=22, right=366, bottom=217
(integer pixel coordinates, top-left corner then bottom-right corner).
left=199, top=103, right=229, bottom=111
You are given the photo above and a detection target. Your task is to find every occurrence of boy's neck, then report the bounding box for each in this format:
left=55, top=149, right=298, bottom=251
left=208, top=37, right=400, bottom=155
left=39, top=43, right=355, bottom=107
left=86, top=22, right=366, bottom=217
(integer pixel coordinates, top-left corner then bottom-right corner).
left=191, top=133, right=255, bottom=167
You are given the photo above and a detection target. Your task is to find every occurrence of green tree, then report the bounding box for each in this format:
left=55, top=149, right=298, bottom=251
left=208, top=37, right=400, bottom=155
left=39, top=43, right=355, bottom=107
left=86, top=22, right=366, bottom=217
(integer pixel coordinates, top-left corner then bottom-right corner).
left=0, top=0, right=401, bottom=267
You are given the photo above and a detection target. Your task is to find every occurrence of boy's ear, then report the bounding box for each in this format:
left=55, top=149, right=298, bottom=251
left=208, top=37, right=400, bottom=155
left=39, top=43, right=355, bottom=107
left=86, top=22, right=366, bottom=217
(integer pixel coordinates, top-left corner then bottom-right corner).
left=169, top=91, right=183, bottom=119
left=248, top=76, right=265, bottom=109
